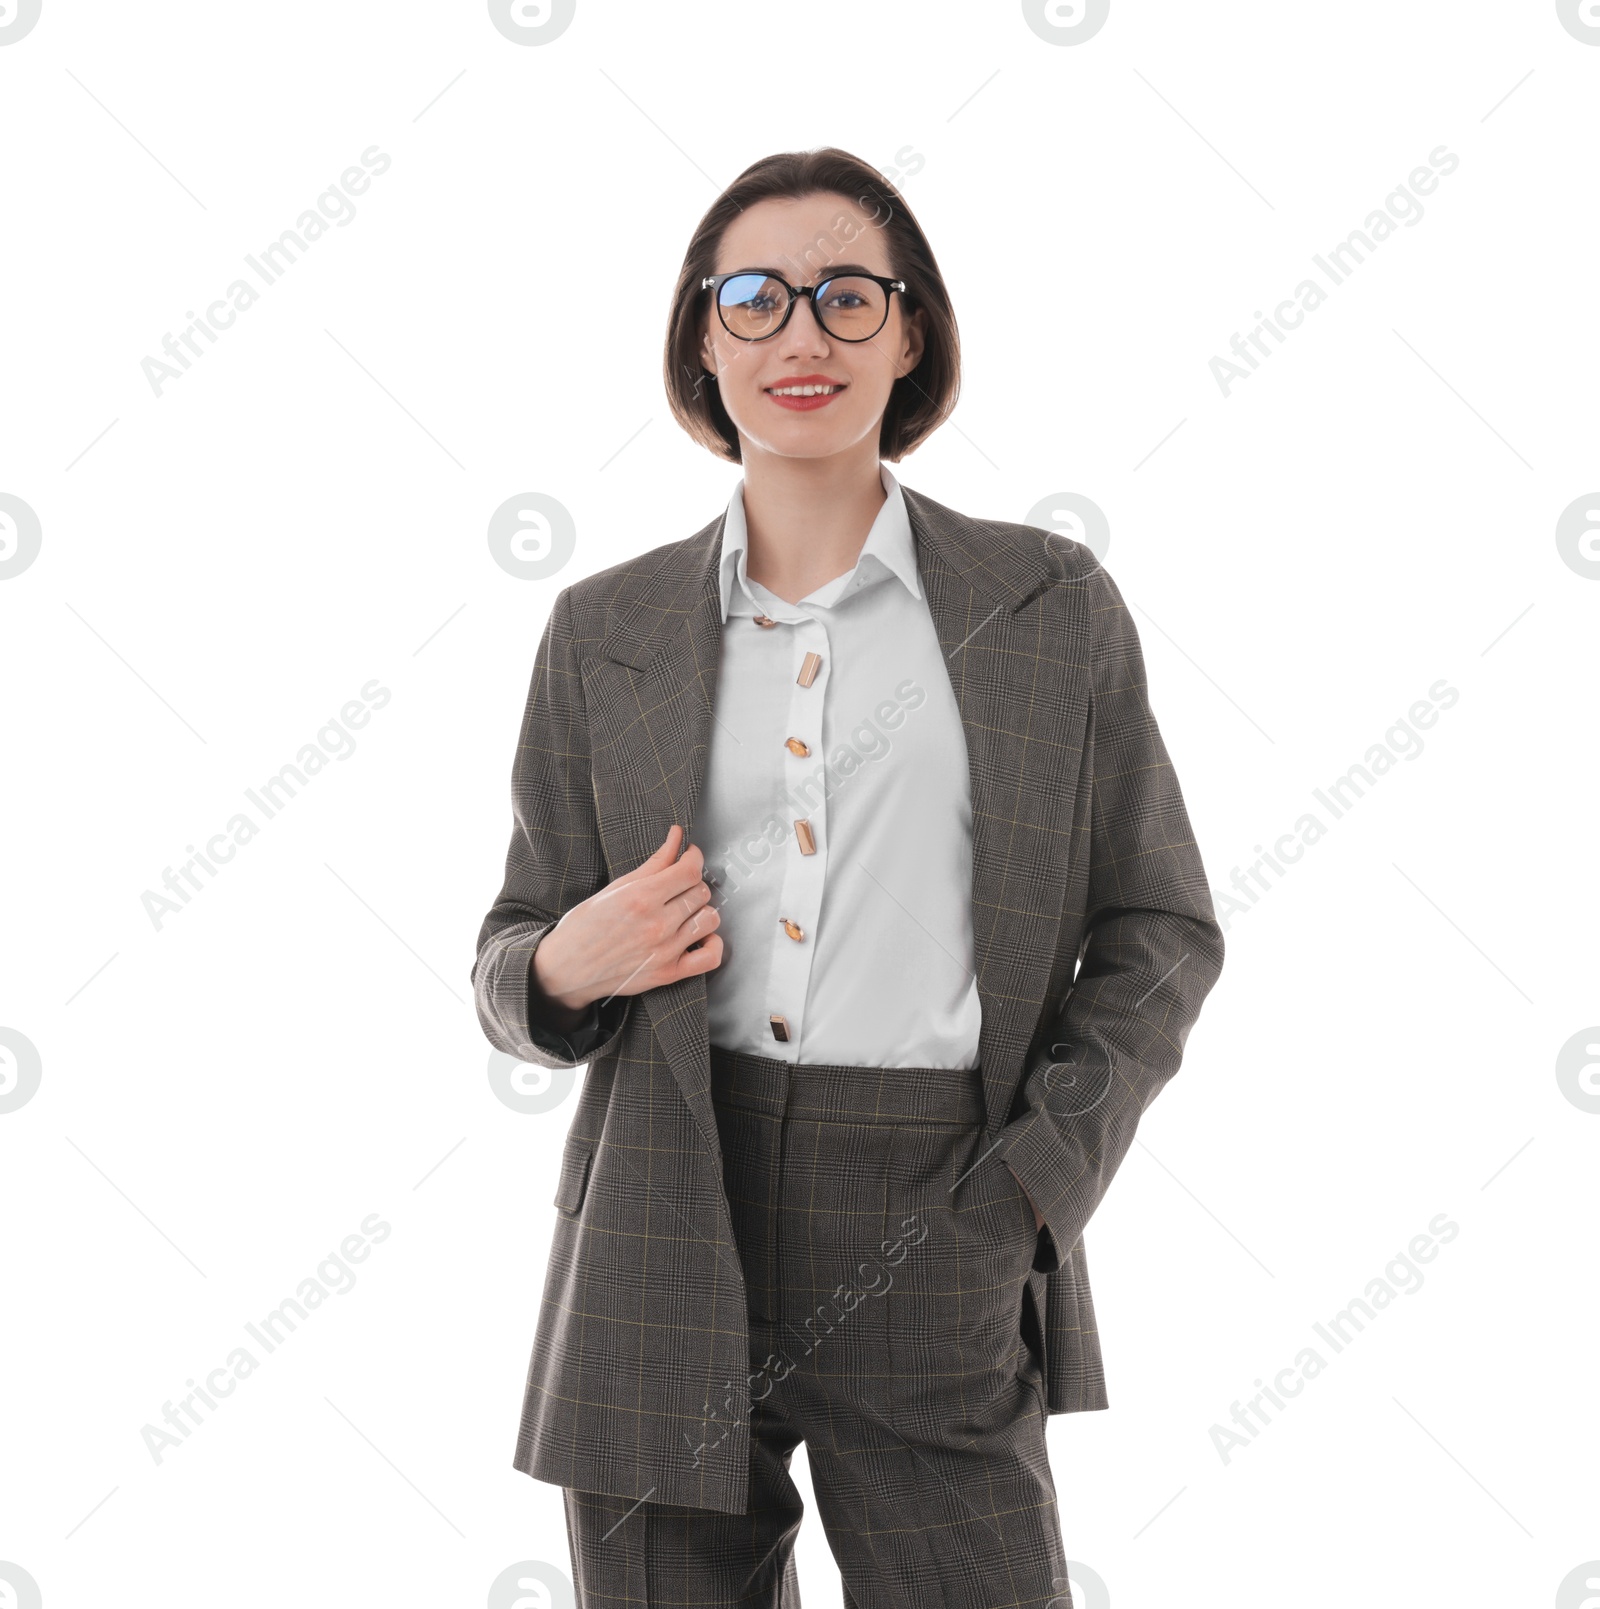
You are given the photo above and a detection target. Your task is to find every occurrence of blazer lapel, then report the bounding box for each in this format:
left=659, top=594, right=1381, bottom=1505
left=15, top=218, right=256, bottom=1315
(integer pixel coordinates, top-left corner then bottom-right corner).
left=588, top=483, right=1091, bottom=1172
left=588, top=512, right=728, bottom=1171
left=905, top=486, right=1091, bottom=1138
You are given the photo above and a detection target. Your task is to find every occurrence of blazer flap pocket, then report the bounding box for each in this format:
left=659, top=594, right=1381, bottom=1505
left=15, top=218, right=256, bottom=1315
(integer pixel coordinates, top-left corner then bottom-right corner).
left=553, top=1140, right=594, bottom=1215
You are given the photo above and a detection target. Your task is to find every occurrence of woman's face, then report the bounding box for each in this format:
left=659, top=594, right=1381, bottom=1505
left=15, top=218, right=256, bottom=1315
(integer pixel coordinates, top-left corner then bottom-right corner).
left=698, top=191, right=927, bottom=465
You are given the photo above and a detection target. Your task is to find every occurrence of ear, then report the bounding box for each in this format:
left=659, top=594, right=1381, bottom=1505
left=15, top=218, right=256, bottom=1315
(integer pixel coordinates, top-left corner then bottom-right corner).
left=898, top=304, right=928, bottom=376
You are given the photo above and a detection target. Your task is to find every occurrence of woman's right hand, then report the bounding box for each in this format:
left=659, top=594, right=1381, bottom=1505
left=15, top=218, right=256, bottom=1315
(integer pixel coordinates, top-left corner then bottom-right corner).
left=530, top=825, right=723, bottom=1019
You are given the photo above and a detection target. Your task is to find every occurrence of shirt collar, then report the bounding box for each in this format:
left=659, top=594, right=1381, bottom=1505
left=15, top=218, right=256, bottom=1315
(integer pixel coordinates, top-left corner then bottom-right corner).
left=717, top=463, right=922, bottom=623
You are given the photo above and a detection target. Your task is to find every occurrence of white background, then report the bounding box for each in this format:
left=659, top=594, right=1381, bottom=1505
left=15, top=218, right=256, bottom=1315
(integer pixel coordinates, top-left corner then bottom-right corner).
left=1, top=2, right=1596, bottom=1605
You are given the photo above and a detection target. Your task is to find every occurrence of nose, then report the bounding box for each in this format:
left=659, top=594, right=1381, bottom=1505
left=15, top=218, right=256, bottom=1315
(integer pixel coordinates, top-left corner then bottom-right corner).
left=776, top=293, right=830, bottom=356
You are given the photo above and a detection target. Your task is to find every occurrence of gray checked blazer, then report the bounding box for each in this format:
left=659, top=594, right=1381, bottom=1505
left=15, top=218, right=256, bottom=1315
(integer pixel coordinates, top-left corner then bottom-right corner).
left=471, top=481, right=1225, bottom=1515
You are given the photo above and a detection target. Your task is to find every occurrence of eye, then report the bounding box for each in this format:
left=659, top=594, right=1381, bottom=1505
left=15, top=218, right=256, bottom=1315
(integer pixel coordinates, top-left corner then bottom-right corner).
left=720, top=272, right=777, bottom=309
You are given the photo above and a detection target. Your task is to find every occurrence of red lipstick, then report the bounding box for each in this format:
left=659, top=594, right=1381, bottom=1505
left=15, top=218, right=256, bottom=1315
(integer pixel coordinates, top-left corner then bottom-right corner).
left=763, top=373, right=848, bottom=412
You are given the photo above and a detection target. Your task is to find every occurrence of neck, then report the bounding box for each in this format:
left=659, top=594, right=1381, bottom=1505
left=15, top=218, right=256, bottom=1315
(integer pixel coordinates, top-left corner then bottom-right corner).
left=738, top=442, right=888, bottom=605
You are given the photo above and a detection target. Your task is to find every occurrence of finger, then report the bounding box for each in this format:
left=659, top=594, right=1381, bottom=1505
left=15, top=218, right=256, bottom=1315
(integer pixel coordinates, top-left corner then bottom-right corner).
left=642, top=834, right=715, bottom=909
left=668, top=894, right=720, bottom=952
left=612, top=823, right=686, bottom=886
left=674, top=932, right=723, bottom=977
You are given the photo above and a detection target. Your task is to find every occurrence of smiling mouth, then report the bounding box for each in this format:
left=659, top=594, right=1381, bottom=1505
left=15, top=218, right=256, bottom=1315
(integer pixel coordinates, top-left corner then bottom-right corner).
left=764, top=383, right=847, bottom=396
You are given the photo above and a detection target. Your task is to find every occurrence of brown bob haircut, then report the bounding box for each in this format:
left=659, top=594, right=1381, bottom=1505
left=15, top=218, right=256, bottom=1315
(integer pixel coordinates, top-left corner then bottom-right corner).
left=663, top=147, right=960, bottom=465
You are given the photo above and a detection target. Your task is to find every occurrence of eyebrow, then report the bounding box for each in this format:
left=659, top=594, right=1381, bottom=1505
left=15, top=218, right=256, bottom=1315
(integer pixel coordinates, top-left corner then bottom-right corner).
left=722, top=262, right=885, bottom=280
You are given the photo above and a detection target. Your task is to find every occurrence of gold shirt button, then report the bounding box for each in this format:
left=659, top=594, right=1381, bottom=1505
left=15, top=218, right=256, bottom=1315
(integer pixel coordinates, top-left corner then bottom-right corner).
left=769, top=1014, right=791, bottom=1042
left=793, top=819, right=816, bottom=855
left=779, top=917, right=804, bottom=942
left=797, top=651, right=822, bottom=687
left=784, top=736, right=810, bottom=757
left=753, top=614, right=778, bottom=628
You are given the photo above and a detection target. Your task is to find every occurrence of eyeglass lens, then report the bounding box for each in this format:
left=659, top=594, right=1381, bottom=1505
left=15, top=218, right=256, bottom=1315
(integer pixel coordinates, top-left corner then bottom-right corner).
left=716, top=273, right=889, bottom=341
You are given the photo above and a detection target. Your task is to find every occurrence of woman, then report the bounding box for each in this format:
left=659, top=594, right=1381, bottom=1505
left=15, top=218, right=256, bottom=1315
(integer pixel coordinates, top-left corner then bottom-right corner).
left=472, top=147, right=1224, bottom=1605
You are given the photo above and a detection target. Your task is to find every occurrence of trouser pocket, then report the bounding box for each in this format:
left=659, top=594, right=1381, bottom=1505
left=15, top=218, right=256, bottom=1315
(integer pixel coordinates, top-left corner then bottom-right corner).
left=887, top=1123, right=1038, bottom=1398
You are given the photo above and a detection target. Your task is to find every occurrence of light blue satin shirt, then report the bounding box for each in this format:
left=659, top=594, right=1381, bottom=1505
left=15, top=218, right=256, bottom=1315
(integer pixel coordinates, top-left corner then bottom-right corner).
left=693, top=463, right=983, bottom=1068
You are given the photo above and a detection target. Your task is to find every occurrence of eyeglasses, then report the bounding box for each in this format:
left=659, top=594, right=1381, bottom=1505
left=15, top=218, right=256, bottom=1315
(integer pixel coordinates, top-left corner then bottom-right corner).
left=701, top=268, right=906, bottom=343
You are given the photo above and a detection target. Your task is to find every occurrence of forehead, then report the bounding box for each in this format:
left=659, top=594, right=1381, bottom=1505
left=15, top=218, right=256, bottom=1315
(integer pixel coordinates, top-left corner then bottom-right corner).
left=714, top=191, right=893, bottom=278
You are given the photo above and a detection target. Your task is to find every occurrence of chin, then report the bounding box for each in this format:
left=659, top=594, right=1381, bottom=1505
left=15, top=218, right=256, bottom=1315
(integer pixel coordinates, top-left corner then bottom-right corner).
left=738, top=412, right=874, bottom=459
left=759, top=436, right=864, bottom=464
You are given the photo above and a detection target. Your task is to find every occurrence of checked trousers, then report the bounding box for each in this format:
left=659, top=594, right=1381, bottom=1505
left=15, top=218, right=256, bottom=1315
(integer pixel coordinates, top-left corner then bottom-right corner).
left=562, top=1045, right=1071, bottom=1608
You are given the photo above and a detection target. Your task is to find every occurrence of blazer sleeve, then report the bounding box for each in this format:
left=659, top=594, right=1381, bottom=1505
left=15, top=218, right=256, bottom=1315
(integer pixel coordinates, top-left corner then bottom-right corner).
left=993, top=557, right=1225, bottom=1274
left=471, top=585, right=633, bottom=1071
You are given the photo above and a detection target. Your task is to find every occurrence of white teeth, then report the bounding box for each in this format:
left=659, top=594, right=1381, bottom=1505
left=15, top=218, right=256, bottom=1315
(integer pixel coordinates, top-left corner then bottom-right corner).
left=768, top=384, right=843, bottom=396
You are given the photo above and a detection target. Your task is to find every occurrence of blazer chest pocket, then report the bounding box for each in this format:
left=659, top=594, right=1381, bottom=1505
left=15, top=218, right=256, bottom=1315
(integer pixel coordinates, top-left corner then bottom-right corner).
left=553, top=1141, right=594, bottom=1216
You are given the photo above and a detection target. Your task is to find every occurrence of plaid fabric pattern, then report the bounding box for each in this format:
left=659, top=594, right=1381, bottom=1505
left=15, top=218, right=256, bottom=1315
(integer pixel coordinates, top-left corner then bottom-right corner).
left=471, top=482, right=1225, bottom=1515
left=559, top=1046, right=1068, bottom=1605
